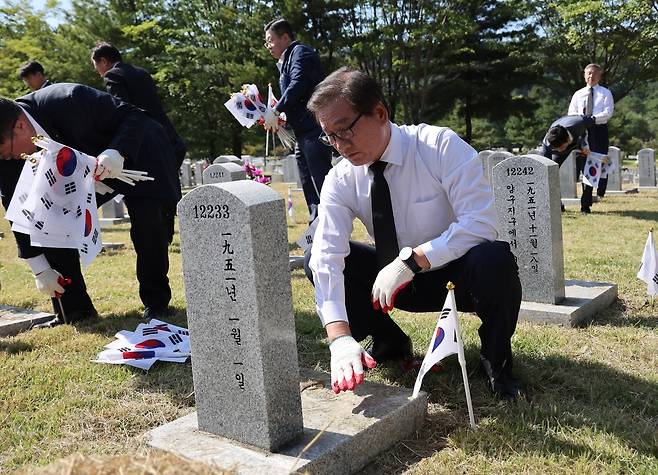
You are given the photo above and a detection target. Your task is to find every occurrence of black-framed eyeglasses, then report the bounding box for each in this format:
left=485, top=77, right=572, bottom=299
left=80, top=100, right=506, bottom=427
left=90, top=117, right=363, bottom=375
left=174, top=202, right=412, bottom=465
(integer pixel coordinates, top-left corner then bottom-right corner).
left=1, top=118, right=18, bottom=161
left=318, top=114, right=363, bottom=147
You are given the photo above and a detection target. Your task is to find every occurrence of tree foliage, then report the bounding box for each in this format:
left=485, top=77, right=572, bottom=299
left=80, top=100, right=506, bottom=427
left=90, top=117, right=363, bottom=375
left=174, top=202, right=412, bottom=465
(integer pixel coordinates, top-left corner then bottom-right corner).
left=1, top=0, right=657, bottom=156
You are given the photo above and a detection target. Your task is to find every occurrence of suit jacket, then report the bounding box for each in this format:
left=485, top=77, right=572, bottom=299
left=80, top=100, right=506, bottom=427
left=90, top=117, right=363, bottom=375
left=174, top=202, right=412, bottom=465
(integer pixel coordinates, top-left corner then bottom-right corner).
left=276, top=42, right=325, bottom=136
left=540, top=115, right=591, bottom=166
left=104, top=62, right=187, bottom=163
left=0, top=83, right=181, bottom=258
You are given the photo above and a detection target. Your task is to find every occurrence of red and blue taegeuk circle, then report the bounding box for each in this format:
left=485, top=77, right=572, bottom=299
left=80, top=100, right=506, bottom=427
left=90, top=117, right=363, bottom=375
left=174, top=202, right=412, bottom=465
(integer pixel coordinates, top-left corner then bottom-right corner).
left=56, top=147, right=77, bottom=176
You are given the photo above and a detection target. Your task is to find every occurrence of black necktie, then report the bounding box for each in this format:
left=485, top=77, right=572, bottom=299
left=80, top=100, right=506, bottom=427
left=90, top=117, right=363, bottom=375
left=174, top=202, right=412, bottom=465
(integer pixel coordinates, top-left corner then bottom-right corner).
left=585, top=87, right=594, bottom=116
left=370, top=160, right=399, bottom=269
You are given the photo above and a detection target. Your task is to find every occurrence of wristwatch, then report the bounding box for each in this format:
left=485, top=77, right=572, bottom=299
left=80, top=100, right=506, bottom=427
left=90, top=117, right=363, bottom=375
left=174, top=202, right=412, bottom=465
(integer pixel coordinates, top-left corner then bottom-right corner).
left=399, top=247, right=422, bottom=274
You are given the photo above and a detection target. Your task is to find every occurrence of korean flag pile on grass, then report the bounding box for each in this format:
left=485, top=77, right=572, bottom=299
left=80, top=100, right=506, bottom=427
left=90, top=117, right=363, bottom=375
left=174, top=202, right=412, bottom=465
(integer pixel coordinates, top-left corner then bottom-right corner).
left=95, top=319, right=190, bottom=370
left=412, top=282, right=476, bottom=429
left=224, top=83, right=296, bottom=153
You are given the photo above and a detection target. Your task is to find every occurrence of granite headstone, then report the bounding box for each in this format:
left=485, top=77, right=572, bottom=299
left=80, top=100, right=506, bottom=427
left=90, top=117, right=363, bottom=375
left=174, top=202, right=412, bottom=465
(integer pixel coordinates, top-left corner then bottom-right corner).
left=559, top=150, right=578, bottom=199
left=478, top=150, right=493, bottom=174
left=484, top=151, right=513, bottom=183
left=202, top=163, right=246, bottom=184
left=178, top=181, right=303, bottom=451
left=607, top=146, right=622, bottom=191
left=180, top=159, right=192, bottom=187
left=213, top=155, right=244, bottom=166
left=492, top=154, right=565, bottom=304
left=638, top=149, right=656, bottom=187
left=193, top=161, right=205, bottom=186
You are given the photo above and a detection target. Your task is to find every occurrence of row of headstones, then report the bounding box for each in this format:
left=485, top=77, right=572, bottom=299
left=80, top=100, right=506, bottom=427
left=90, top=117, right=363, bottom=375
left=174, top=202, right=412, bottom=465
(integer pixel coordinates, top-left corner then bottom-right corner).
left=180, top=156, right=246, bottom=186
left=480, top=148, right=656, bottom=199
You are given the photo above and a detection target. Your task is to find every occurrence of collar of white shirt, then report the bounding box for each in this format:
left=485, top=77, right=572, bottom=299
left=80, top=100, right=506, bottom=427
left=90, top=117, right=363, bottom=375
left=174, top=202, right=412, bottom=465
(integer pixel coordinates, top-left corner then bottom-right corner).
left=374, top=122, right=404, bottom=168
left=19, top=106, right=51, bottom=140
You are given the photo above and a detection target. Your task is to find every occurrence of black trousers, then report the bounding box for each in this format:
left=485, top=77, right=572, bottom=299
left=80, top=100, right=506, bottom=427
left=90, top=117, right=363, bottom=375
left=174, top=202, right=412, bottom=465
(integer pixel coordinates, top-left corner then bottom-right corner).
left=294, top=129, right=333, bottom=222
left=576, top=153, right=594, bottom=210
left=305, top=240, right=522, bottom=372
left=46, top=195, right=174, bottom=316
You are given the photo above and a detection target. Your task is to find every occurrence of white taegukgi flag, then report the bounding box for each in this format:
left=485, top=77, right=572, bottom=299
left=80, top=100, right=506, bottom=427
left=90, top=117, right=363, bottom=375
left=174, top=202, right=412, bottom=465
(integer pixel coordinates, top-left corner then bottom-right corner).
left=287, top=186, right=295, bottom=221
left=637, top=230, right=658, bottom=296
left=5, top=138, right=102, bottom=267
left=412, top=283, right=475, bottom=429
left=582, top=151, right=609, bottom=188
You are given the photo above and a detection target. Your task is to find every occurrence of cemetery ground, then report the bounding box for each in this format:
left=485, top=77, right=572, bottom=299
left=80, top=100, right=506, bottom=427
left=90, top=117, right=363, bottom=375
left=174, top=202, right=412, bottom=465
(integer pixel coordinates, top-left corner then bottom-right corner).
left=0, top=183, right=656, bottom=474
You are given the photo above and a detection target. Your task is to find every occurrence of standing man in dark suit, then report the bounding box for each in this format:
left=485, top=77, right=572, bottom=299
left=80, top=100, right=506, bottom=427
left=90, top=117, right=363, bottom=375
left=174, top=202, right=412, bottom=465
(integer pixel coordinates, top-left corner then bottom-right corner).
left=568, top=63, right=614, bottom=211
left=263, top=19, right=332, bottom=221
left=90, top=42, right=187, bottom=165
left=0, top=83, right=181, bottom=327
left=18, top=61, right=52, bottom=91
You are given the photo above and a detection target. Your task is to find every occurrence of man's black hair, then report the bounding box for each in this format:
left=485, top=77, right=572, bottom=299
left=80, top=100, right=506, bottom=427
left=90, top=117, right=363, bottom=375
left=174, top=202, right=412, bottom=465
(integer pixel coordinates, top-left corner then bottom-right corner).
left=264, top=19, right=295, bottom=40
left=0, top=98, right=22, bottom=145
left=91, top=42, right=123, bottom=63
left=547, top=125, right=570, bottom=149
left=18, top=61, right=45, bottom=78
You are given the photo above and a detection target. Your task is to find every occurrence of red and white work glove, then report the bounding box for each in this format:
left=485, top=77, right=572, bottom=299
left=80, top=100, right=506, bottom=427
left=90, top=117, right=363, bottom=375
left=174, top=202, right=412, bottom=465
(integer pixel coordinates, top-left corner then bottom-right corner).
left=329, top=335, right=377, bottom=394
left=95, top=149, right=124, bottom=180
left=371, top=257, right=415, bottom=313
left=26, top=255, right=65, bottom=297
left=263, top=108, right=280, bottom=132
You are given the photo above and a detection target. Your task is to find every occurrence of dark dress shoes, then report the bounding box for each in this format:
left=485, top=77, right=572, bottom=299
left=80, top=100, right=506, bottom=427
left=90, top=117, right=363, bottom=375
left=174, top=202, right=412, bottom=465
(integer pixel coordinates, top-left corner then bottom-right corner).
left=143, top=307, right=169, bottom=320
left=480, top=355, right=525, bottom=402
left=367, top=335, right=413, bottom=364
left=33, top=308, right=98, bottom=329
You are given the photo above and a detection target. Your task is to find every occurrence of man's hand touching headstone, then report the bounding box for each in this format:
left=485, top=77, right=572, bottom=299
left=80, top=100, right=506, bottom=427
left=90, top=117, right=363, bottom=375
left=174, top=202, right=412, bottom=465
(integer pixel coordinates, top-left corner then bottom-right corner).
left=329, top=335, right=376, bottom=393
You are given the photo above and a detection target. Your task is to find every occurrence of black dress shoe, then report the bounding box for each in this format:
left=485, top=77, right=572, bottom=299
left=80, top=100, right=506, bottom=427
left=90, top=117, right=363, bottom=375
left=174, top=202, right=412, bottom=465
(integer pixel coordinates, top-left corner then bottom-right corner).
left=480, top=356, right=525, bottom=401
left=580, top=207, right=591, bottom=214
left=33, top=316, right=64, bottom=329
left=34, top=309, right=98, bottom=328
left=143, top=307, right=169, bottom=320
left=366, top=335, right=413, bottom=363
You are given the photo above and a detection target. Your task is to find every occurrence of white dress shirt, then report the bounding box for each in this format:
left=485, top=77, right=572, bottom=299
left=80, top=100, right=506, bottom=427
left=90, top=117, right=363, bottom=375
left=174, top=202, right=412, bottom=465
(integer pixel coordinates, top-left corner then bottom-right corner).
left=309, top=123, right=498, bottom=326
left=568, top=84, right=614, bottom=124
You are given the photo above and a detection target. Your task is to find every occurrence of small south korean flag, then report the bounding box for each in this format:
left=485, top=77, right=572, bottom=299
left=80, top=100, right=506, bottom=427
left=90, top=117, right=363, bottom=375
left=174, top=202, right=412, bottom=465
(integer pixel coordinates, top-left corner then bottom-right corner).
left=637, top=229, right=658, bottom=296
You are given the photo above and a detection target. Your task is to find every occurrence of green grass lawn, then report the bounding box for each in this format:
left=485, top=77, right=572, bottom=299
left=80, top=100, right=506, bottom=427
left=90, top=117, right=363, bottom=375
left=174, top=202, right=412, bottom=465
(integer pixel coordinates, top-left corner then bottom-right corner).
left=1, top=183, right=657, bottom=474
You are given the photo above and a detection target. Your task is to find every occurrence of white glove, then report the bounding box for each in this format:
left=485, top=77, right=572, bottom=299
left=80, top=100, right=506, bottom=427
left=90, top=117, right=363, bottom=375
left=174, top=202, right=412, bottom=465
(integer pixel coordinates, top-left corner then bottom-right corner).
left=95, top=149, right=124, bottom=180
left=263, top=108, right=280, bottom=132
left=35, top=268, right=65, bottom=297
left=371, top=257, right=415, bottom=313
left=329, top=335, right=376, bottom=394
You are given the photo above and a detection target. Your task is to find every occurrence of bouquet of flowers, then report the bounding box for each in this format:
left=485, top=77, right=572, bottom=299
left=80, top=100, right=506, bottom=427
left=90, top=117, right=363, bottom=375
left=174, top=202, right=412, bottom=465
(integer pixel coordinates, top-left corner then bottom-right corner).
left=224, top=84, right=295, bottom=154
left=244, top=161, right=271, bottom=185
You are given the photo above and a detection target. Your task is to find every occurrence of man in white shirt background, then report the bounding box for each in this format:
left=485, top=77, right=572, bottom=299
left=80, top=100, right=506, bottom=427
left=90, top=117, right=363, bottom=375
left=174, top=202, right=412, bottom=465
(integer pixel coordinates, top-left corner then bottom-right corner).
left=568, top=63, right=614, bottom=213
left=303, top=67, right=524, bottom=401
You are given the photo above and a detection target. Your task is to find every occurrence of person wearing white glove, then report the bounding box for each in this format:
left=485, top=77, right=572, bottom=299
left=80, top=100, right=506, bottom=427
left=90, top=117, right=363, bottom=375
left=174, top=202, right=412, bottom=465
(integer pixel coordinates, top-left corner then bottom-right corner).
left=262, top=107, right=280, bottom=132
left=95, top=148, right=124, bottom=180
left=26, top=254, right=64, bottom=297
left=329, top=334, right=377, bottom=393
left=304, top=68, right=524, bottom=401
left=371, top=252, right=417, bottom=313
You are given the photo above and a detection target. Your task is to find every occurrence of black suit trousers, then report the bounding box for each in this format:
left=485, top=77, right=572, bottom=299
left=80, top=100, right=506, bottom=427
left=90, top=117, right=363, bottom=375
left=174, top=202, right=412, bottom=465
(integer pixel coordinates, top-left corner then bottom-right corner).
left=305, top=240, right=522, bottom=372
left=295, top=129, right=333, bottom=221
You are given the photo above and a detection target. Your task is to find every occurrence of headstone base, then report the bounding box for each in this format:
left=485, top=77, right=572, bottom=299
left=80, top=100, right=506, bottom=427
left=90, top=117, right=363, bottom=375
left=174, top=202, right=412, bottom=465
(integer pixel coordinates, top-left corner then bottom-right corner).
left=102, top=242, right=125, bottom=251
left=99, top=217, right=129, bottom=227
left=605, top=188, right=639, bottom=194
left=0, top=305, right=54, bottom=337
left=561, top=196, right=600, bottom=207
left=519, top=279, right=617, bottom=326
left=147, top=369, right=427, bottom=475
left=638, top=186, right=658, bottom=191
